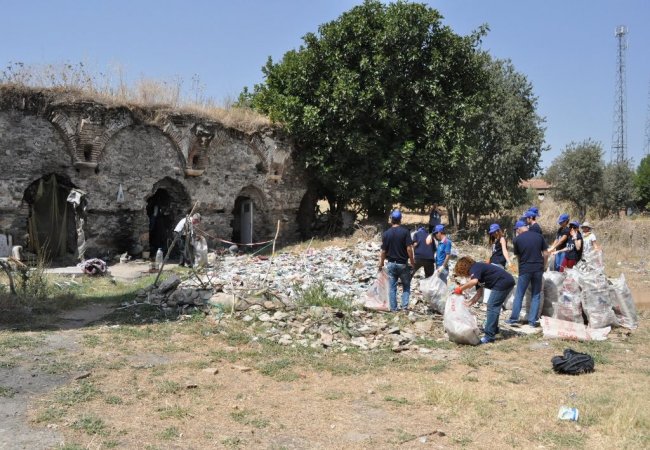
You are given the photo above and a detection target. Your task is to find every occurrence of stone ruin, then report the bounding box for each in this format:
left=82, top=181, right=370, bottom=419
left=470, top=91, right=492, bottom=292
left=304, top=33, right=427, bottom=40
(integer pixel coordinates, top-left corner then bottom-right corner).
left=0, top=86, right=314, bottom=264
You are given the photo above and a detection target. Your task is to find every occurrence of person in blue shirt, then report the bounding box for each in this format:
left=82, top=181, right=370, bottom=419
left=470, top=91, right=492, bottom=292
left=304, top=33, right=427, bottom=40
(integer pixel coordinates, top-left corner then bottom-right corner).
left=552, top=221, right=583, bottom=272
left=507, top=220, right=549, bottom=327
left=454, top=256, right=515, bottom=344
left=378, top=210, right=415, bottom=312
left=427, top=224, right=452, bottom=284
left=548, top=213, right=570, bottom=270
left=524, top=208, right=543, bottom=235
left=412, top=226, right=436, bottom=277
left=488, top=223, right=514, bottom=271
left=428, top=204, right=442, bottom=233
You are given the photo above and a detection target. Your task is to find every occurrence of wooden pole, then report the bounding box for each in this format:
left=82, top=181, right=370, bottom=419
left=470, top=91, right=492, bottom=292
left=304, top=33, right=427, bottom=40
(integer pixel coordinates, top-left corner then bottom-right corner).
left=262, top=220, right=281, bottom=285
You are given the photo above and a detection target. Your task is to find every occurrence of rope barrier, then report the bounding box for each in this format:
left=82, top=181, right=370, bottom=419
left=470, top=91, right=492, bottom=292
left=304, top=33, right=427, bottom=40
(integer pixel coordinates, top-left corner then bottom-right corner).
left=195, top=228, right=274, bottom=247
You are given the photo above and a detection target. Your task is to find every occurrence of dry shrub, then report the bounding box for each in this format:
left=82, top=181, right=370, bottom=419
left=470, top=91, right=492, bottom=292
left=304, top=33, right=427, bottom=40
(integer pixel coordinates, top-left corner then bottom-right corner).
left=0, top=61, right=271, bottom=134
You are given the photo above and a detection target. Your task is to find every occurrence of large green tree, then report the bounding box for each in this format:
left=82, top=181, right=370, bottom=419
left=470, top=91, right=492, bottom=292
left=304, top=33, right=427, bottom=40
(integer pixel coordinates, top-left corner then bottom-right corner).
left=635, top=155, right=650, bottom=210
left=443, top=57, right=546, bottom=226
left=545, top=139, right=604, bottom=220
left=600, top=159, right=637, bottom=214
left=244, top=0, right=544, bottom=221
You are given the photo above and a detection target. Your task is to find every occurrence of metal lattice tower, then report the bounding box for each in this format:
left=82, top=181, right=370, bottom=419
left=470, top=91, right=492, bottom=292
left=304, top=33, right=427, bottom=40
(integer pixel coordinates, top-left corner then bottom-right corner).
left=611, top=25, right=628, bottom=163
left=645, top=80, right=650, bottom=157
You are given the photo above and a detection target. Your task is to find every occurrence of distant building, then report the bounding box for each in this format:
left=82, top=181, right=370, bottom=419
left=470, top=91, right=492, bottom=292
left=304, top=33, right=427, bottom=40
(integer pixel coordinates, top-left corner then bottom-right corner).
left=520, top=178, right=552, bottom=201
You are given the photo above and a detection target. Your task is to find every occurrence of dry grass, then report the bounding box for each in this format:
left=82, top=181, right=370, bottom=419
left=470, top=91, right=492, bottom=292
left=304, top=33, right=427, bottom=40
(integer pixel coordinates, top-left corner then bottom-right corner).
left=0, top=61, right=271, bottom=134
left=11, top=312, right=647, bottom=449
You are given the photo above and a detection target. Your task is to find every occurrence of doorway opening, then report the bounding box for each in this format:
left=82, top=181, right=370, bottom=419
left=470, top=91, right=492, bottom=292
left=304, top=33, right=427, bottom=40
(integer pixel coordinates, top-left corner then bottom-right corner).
left=146, top=178, right=191, bottom=259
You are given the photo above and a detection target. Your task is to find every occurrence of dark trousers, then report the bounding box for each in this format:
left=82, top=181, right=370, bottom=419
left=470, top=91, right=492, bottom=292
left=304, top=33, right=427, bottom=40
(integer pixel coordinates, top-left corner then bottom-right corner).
left=175, top=232, right=191, bottom=266
left=413, top=259, right=435, bottom=278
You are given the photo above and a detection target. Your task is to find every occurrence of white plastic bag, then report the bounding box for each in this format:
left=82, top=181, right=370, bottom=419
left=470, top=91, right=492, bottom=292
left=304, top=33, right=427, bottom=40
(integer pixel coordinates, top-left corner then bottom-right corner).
left=581, top=288, right=617, bottom=328
left=361, top=270, right=390, bottom=312
left=443, top=294, right=480, bottom=345
left=421, top=274, right=447, bottom=314
left=610, top=273, right=638, bottom=329
left=541, top=316, right=611, bottom=341
left=553, top=270, right=584, bottom=323
left=193, top=236, right=208, bottom=267
left=542, top=270, right=565, bottom=317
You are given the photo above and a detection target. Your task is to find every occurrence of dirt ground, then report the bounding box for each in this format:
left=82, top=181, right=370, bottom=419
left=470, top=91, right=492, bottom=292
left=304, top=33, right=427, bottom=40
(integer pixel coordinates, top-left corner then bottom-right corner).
left=0, top=293, right=648, bottom=449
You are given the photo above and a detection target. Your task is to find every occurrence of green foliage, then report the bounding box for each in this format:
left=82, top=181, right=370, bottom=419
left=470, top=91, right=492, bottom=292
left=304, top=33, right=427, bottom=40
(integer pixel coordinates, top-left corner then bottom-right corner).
left=635, top=155, right=650, bottom=210
left=244, top=0, right=544, bottom=219
left=545, top=139, right=604, bottom=219
left=600, top=160, right=637, bottom=214
left=294, top=282, right=354, bottom=311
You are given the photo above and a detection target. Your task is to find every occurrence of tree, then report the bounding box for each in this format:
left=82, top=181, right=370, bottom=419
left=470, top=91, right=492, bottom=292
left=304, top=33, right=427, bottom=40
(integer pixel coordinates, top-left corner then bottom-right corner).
left=545, top=139, right=604, bottom=220
left=600, top=159, right=637, bottom=215
left=635, top=155, right=650, bottom=210
left=244, top=0, right=544, bottom=222
left=442, top=57, right=546, bottom=226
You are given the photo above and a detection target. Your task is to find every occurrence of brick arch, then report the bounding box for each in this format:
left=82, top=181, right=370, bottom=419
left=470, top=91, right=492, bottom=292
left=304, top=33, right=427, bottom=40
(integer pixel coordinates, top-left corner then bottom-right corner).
left=48, top=110, right=77, bottom=158
left=159, top=121, right=191, bottom=168
left=247, top=135, right=269, bottom=173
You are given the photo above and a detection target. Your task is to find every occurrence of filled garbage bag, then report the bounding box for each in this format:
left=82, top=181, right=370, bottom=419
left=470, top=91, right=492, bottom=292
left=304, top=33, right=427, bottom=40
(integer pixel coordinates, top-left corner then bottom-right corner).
left=360, top=270, right=390, bottom=312
left=443, top=294, right=480, bottom=345
left=610, top=273, right=638, bottom=329
left=542, top=270, right=565, bottom=317
left=541, top=316, right=610, bottom=341
left=421, top=274, right=447, bottom=314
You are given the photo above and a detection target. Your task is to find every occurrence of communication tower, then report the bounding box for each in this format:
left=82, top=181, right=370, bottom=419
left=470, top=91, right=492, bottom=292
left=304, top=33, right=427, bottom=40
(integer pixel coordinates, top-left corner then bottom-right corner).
left=611, top=25, right=628, bottom=163
left=644, top=81, right=650, bottom=157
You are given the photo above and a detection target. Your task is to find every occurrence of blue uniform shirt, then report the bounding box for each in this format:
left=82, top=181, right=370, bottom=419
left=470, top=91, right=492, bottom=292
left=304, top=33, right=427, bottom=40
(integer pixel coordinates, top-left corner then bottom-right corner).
left=469, top=262, right=515, bottom=291
left=381, top=226, right=413, bottom=264
left=413, top=228, right=436, bottom=260
left=514, top=230, right=548, bottom=274
left=435, top=237, right=452, bottom=267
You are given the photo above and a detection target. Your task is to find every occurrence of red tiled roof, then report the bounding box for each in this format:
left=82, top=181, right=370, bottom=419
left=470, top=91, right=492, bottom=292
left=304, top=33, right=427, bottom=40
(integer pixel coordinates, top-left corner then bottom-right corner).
left=520, top=178, right=551, bottom=189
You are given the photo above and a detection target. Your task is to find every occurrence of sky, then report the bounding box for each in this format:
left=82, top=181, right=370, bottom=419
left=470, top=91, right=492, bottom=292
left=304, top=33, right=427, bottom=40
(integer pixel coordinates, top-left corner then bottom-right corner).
left=1, top=0, right=649, bottom=169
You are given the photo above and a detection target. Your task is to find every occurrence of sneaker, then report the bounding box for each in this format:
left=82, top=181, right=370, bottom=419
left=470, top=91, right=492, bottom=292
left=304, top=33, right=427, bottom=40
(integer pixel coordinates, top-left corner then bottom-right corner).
left=504, top=319, right=520, bottom=327
left=528, top=321, right=540, bottom=328
left=479, top=336, right=494, bottom=345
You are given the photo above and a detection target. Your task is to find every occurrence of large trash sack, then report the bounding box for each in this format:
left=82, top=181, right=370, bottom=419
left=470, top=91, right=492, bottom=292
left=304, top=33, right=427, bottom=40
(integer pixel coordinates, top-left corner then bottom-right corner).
left=576, top=249, right=604, bottom=273
left=193, top=236, right=208, bottom=267
left=360, top=270, right=390, bottom=311
left=443, top=294, right=481, bottom=345
left=421, top=274, right=447, bottom=314
left=610, top=273, right=638, bottom=329
left=543, top=270, right=566, bottom=317
left=553, top=269, right=584, bottom=323
left=79, top=258, right=107, bottom=276
left=581, top=287, right=618, bottom=328
left=541, top=316, right=610, bottom=341
left=504, top=278, right=544, bottom=323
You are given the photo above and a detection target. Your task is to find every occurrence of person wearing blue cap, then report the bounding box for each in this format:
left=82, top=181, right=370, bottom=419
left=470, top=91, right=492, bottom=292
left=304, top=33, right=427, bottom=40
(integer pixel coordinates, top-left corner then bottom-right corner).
left=548, top=213, right=570, bottom=270
left=428, top=224, right=452, bottom=284
left=506, top=220, right=549, bottom=327
left=378, top=209, right=416, bottom=312
left=454, top=256, right=515, bottom=344
left=524, top=209, right=543, bottom=235
left=428, top=203, right=442, bottom=233
left=552, top=221, right=583, bottom=272
left=488, top=223, right=514, bottom=271
left=412, top=226, right=436, bottom=278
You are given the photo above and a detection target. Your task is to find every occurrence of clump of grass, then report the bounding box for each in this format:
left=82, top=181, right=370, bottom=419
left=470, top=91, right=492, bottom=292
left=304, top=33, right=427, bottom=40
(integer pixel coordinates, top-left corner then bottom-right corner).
left=158, top=380, right=181, bottom=395
left=157, top=405, right=190, bottom=419
left=384, top=396, right=409, bottom=405
left=294, top=282, right=355, bottom=311
left=35, top=406, right=66, bottom=423
left=55, top=381, right=100, bottom=406
left=535, top=431, right=585, bottom=448
left=0, top=385, right=16, bottom=397
left=159, top=426, right=180, bottom=440
left=71, top=414, right=107, bottom=436
left=229, top=409, right=270, bottom=429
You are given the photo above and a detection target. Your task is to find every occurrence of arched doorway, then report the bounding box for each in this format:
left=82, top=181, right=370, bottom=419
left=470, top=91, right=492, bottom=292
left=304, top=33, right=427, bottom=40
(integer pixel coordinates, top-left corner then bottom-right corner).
left=146, top=178, right=191, bottom=258
left=231, top=186, right=268, bottom=246
left=23, top=174, right=78, bottom=262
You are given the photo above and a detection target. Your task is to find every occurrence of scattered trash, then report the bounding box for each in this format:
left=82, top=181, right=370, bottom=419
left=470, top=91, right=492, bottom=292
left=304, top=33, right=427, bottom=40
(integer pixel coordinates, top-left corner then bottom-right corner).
left=557, top=406, right=579, bottom=421
left=359, top=269, right=390, bottom=312
left=551, top=348, right=595, bottom=375
left=79, top=258, right=107, bottom=276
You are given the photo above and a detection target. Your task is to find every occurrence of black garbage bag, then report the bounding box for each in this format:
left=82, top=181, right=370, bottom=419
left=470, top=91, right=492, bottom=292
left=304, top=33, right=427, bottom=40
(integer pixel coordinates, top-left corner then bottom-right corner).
left=551, top=348, right=595, bottom=375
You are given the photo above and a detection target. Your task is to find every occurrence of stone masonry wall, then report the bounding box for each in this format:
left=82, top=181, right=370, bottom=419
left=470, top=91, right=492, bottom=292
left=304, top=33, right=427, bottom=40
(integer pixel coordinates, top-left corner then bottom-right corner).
left=0, top=87, right=308, bottom=261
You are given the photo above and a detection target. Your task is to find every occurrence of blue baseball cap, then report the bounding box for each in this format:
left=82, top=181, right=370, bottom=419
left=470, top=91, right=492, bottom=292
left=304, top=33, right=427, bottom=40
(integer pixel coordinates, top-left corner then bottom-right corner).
left=515, top=220, right=527, bottom=229
left=390, top=209, right=402, bottom=220
left=524, top=210, right=536, bottom=219
left=557, top=213, right=570, bottom=224
left=488, top=223, right=501, bottom=234
left=569, top=221, right=580, bottom=228
left=528, top=206, right=540, bottom=217
left=434, top=224, right=445, bottom=234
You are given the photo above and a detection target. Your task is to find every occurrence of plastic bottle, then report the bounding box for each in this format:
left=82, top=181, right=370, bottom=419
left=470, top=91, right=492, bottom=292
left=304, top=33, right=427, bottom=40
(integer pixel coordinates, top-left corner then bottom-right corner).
left=155, top=248, right=163, bottom=270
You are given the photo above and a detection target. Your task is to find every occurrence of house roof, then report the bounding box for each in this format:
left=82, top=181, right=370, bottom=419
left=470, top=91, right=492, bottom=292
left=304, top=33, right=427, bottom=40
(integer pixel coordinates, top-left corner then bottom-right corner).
left=520, top=178, right=552, bottom=190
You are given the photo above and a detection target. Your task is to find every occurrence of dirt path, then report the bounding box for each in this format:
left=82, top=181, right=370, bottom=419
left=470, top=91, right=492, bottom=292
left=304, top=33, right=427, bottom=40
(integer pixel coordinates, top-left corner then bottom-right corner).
left=0, top=303, right=114, bottom=450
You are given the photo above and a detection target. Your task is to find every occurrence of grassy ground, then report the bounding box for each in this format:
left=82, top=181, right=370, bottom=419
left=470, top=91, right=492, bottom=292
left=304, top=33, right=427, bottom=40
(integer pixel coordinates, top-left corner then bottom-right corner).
left=0, top=306, right=646, bottom=449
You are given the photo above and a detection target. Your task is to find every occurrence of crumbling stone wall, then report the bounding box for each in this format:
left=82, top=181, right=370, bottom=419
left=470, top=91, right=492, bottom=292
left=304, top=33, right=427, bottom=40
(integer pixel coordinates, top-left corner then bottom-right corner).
left=0, top=86, right=308, bottom=261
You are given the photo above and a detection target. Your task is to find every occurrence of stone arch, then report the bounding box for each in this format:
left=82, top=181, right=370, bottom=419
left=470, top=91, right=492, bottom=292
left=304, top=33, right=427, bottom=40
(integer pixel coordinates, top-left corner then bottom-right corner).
left=231, top=185, right=269, bottom=245
left=48, top=110, right=77, bottom=158
left=145, top=177, right=191, bottom=258
left=22, top=173, right=78, bottom=261
left=247, top=135, right=269, bottom=173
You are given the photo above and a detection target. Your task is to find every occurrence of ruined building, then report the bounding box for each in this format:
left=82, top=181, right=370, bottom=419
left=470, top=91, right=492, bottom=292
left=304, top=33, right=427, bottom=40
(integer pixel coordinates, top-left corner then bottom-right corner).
left=0, top=86, right=309, bottom=263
